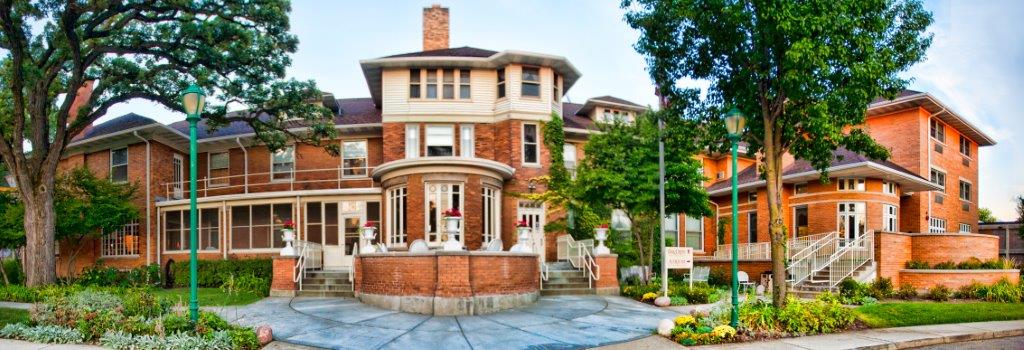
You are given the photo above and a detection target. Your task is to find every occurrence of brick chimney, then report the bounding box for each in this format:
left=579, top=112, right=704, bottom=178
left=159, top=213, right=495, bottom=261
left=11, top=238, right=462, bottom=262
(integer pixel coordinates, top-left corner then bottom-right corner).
left=422, top=4, right=449, bottom=51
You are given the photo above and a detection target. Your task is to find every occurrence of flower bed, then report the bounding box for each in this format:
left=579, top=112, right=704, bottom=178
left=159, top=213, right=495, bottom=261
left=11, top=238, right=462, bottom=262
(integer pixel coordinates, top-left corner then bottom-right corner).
left=904, top=257, right=1015, bottom=270
left=840, top=276, right=1024, bottom=303
left=621, top=278, right=723, bottom=306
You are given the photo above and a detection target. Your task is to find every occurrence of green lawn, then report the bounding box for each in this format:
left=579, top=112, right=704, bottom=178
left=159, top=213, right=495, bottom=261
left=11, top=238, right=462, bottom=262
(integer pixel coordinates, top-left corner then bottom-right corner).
left=855, top=302, right=1024, bottom=328
left=0, top=307, right=29, bottom=327
left=153, top=288, right=263, bottom=306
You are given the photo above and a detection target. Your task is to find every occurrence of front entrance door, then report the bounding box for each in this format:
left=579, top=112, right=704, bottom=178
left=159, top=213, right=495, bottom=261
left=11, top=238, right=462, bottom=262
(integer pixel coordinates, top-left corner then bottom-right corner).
left=837, top=202, right=866, bottom=246
left=517, top=201, right=546, bottom=261
left=305, top=201, right=365, bottom=270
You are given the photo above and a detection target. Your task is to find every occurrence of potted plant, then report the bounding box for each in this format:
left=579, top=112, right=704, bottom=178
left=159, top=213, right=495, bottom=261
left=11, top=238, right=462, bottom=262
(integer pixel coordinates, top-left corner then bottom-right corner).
left=442, top=208, right=464, bottom=251
left=360, top=221, right=378, bottom=254
left=594, top=223, right=610, bottom=255
left=511, top=219, right=533, bottom=253
left=279, top=218, right=296, bottom=256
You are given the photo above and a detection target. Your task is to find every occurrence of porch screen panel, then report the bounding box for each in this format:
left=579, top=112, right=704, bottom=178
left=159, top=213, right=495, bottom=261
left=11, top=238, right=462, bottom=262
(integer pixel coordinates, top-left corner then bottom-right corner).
left=200, top=208, right=219, bottom=250
left=305, top=202, right=323, bottom=244
left=272, top=204, right=293, bottom=248
left=231, top=206, right=250, bottom=249
left=250, top=205, right=272, bottom=249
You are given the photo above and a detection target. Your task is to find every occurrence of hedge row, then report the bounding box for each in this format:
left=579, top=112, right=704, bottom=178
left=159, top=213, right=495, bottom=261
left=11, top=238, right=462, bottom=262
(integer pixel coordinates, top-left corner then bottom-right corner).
left=168, top=259, right=271, bottom=289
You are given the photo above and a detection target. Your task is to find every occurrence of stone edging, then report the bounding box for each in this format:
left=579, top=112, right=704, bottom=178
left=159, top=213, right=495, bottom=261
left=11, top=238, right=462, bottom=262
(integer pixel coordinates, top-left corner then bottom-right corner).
left=899, top=268, right=1020, bottom=273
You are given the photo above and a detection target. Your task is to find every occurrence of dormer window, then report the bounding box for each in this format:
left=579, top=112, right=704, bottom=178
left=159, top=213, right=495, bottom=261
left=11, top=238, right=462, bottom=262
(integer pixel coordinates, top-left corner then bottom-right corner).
left=602, top=109, right=627, bottom=123
left=409, top=69, right=421, bottom=98
left=521, top=67, right=540, bottom=97
left=411, top=68, right=470, bottom=100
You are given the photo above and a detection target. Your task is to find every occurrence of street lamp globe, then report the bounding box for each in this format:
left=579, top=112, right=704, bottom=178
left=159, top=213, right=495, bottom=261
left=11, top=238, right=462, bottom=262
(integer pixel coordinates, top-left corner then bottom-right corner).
left=181, top=84, right=206, bottom=118
left=724, top=107, right=746, bottom=138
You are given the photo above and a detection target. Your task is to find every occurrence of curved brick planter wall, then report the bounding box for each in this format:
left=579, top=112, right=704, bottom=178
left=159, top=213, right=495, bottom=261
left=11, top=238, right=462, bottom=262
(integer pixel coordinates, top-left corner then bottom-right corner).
left=354, top=251, right=539, bottom=315
left=910, top=233, right=999, bottom=264
left=900, top=269, right=1020, bottom=291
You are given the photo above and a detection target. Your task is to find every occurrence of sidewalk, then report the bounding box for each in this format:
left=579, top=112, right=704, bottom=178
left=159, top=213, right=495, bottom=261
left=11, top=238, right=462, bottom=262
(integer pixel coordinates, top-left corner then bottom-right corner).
left=592, top=320, right=1024, bottom=350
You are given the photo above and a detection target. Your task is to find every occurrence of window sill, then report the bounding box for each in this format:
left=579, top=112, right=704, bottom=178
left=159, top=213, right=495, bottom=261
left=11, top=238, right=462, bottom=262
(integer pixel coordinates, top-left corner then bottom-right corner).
left=930, top=137, right=946, bottom=145
left=521, top=163, right=541, bottom=168
left=163, top=249, right=221, bottom=254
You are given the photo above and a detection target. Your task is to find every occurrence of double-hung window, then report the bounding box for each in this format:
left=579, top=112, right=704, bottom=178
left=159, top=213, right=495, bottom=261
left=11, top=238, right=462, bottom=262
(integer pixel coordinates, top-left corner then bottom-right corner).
left=522, top=124, right=539, bottom=165
left=459, top=70, right=471, bottom=99
left=959, top=180, right=971, bottom=202
left=110, top=147, right=128, bottom=183
left=684, top=215, right=703, bottom=251
left=883, top=204, right=898, bottom=232
left=930, top=118, right=945, bottom=143
left=101, top=221, right=140, bottom=257
left=563, top=143, right=577, bottom=177
left=271, top=146, right=295, bottom=181
left=959, top=136, right=971, bottom=157
left=425, top=70, right=438, bottom=98
left=552, top=73, right=561, bottom=102
left=405, top=124, right=420, bottom=158
left=459, top=124, right=474, bottom=157
left=208, top=152, right=229, bottom=187
left=838, top=178, right=865, bottom=191
left=663, top=214, right=679, bottom=246
left=882, top=181, right=898, bottom=195
left=929, top=217, right=947, bottom=233
left=387, top=186, right=408, bottom=246
left=959, top=223, right=971, bottom=234
left=409, top=69, right=422, bottom=98
left=497, top=68, right=506, bottom=98
left=442, top=69, right=455, bottom=99
left=794, top=183, right=808, bottom=195
left=930, top=168, right=946, bottom=192
left=482, top=186, right=500, bottom=244
left=342, top=140, right=368, bottom=177
left=521, top=67, right=540, bottom=97
left=794, top=206, right=809, bottom=236
left=426, top=125, right=454, bottom=156
left=748, top=192, right=758, bottom=202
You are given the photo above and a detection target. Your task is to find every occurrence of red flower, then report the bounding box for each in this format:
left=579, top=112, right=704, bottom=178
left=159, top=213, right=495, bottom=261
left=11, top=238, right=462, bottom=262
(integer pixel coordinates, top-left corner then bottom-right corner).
left=443, top=208, right=462, bottom=217
left=597, top=224, right=609, bottom=229
left=282, top=219, right=295, bottom=230
left=516, top=220, right=530, bottom=228
left=363, top=221, right=376, bottom=228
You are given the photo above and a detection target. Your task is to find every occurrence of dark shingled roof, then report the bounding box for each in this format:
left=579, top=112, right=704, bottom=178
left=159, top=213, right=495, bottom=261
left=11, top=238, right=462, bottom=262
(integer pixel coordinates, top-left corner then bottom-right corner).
left=561, top=102, right=594, bottom=129
left=167, top=98, right=382, bottom=140
left=705, top=148, right=927, bottom=193
left=384, top=46, right=497, bottom=59
left=870, top=89, right=923, bottom=104
left=71, top=113, right=161, bottom=142
left=590, top=95, right=645, bottom=108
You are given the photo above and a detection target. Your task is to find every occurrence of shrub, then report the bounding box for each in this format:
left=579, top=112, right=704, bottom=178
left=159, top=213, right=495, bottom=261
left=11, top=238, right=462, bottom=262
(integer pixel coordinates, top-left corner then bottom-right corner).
left=984, top=279, right=1023, bottom=303
left=897, top=283, right=917, bottom=300
left=620, top=281, right=660, bottom=300
left=926, top=285, right=951, bottom=301
left=776, top=295, right=855, bottom=335
left=1, top=258, right=24, bottom=285
left=954, top=283, right=985, bottom=300
left=957, top=258, right=983, bottom=270
left=867, top=277, right=894, bottom=299
left=707, top=268, right=729, bottom=287
left=160, top=313, right=192, bottom=335
left=980, top=259, right=1016, bottom=270
left=228, top=327, right=260, bottom=350
left=905, top=260, right=929, bottom=269
left=933, top=261, right=957, bottom=270
left=673, top=283, right=720, bottom=304
left=78, top=264, right=161, bottom=288
left=670, top=296, right=687, bottom=306
left=839, top=278, right=866, bottom=299
left=170, top=259, right=271, bottom=290
left=738, top=299, right=778, bottom=332
left=100, top=330, right=234, bottom=350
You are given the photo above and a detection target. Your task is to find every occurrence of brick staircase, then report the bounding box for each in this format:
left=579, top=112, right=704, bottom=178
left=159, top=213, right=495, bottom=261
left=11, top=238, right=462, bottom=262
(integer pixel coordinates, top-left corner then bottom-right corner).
left=297, top=270, right=354, bottom=298
left=540, top=261, right=595, bottom=296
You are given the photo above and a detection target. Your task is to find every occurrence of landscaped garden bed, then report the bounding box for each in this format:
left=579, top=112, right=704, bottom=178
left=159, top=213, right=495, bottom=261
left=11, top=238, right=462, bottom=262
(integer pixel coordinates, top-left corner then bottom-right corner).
left=620, top=277, right=725, bottom=306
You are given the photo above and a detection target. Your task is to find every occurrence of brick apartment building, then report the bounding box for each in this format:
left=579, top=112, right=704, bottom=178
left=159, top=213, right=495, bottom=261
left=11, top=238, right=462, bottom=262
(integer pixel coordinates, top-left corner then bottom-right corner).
left=53, top=5, right=1001, bottom=294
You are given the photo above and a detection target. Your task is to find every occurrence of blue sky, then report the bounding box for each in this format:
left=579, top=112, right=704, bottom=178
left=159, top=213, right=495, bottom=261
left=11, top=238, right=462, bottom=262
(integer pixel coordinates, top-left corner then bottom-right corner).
left=104, top=0, right=1024, bottom=220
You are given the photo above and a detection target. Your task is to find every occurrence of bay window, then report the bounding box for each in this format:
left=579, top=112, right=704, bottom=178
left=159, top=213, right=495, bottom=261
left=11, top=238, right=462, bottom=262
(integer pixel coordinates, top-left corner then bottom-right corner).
left=838, top=178, right=865, bottom=191
left=409, top=69, right=421, bottom=98
left=426, top=125, right=454, bottom=156
left=497, top=68, right=506, bottom=98
left=521, top=67, right=540, bottom=97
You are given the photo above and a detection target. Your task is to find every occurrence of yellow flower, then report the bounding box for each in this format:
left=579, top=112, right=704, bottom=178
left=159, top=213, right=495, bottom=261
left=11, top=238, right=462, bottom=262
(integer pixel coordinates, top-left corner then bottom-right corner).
left=712, top=325, right=737, bottom=338
left=674, top=315, right=696, bottom=326
left=642, top=292, right=658, bottom=301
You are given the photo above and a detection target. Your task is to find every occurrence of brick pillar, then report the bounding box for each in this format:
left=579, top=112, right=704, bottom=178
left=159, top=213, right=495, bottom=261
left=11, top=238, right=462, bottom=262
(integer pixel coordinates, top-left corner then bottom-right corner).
left=594, top=254, right=619, bottom=295
left=271, top=256, right=298, bottom=297
left=353, top=256, right=362, bottom=296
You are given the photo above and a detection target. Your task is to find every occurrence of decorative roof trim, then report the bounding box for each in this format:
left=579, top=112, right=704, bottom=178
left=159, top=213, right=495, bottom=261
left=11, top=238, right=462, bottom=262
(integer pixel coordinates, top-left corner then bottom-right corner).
left=867, top=92, right=996, bottom=146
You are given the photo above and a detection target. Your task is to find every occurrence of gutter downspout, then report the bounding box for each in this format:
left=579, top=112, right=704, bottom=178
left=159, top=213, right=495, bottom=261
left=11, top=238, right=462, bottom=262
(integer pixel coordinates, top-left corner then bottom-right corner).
left=236, top=137, right=248, bottom=193
left=133, top=131, right=152, bottom=265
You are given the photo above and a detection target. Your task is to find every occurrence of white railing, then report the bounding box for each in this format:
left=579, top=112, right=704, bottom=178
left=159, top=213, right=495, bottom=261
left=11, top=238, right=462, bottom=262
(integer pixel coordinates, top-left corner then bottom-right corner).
left=556, top=235, right=600, bottom=288
left=786, top=232, right=839, bottom=285
left=293, top=240, right=322, bottom=290
left=162, top=166, right=375, bottom=199
left=348, top=241, right=356, bottom=291
left=698, top=231, right=834, bottom=261
left=539, top=261, right=549, bottom=289
left=827, top=231, right=874, bottom=288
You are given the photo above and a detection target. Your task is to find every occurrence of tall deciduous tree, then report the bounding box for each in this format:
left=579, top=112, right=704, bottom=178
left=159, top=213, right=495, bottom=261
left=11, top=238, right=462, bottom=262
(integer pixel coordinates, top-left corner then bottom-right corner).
left=0, top=1, right=338, bottom=285
left=625, top=0, right=933, bottom=305
left=574, top=110, right=710, bottom=270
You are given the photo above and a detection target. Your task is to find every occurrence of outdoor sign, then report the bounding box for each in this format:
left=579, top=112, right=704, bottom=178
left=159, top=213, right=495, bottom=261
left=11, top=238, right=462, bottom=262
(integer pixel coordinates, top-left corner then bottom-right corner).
left=665, top=247, right=693, bottom=269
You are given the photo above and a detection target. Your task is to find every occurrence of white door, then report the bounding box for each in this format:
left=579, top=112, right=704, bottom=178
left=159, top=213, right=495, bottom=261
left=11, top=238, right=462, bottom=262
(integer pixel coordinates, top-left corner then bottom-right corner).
left=517, top=201, right=546, bottom=261
left=319, top=202, right=344, bottom=270
left=172, top=154, right=183, bottom=199
left=837, top=202, right=866, bottom=246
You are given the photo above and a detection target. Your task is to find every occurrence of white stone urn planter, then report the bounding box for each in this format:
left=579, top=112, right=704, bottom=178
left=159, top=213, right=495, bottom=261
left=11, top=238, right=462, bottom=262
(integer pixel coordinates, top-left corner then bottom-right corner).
left=593, top=226, right=610, bottom=255
left=443, top=216, right=464, bottom=251
left=360, top=225, right=378, bottom=254
left=280, top=228, right=296, bottom=256
left=511, top=225, right=533, bottom=253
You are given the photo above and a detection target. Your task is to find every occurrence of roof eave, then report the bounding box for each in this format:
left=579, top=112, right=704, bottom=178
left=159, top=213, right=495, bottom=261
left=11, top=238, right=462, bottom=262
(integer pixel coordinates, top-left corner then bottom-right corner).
left=867, top=92, right=996, bottom=146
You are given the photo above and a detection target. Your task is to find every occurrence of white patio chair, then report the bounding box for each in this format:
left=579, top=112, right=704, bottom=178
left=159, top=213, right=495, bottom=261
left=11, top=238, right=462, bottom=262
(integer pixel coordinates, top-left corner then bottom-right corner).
left=409, top=239, right=429, bottom=253
left=484, top=239, right=503, bottom=252
left=687, top=266, right=710, bottom=284
left=737, top=271, right=755, bottom=292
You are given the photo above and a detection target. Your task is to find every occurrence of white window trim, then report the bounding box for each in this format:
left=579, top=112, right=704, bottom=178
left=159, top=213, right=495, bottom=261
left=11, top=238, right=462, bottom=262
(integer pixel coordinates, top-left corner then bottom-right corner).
left=958, top=177, right=972, bottom=202
left=341, top=139, right=369, bottom=178
left=460, top=124, right=475, bottom=158
left=110, top=147, right=129, bottom=183
left=837, top=178, right=866, bottom=191
left=748, top=191, right=758, bottom=202
left=406, top=124, right=420, bottom=159
left=520, top=66, right=541, bottom=98
left=683, top=214, right=704, bottom=252
left=882, top=181, right=897, bottom=195
left=794, top=183, right=808, bottom=195
left=521, top=123, right=540, bottom=167
left=930, top=118, right=946, bottom=144
left=930, top=167, right=947, bottom=192
left=959, top=223, right=971, bottom=234
left=959, top=136, right=972, bottom=159
left=496, top=68, right=507, bottom=100
left=882, top=204, right=898, bottom=232
left=747, top=212, right=758, bottom=243
left=101, top=221, right=141, bottom=257
left=227, top=203, right=293, bottom=252
left=424, top=182, right=464, bottom=245
left=387, top=186, right=408, bottom=247
left=425, top=124, right=455, bottom=157
left=929, top=217, right=947, bottom=233
left=172, top=154, right=184, bottom=199
left=482, top=186, right=501, bottom=244
left=207, top=151, right=230, bottom=188
left=793, top=205, right=809, bottom=237
left=270, top=146, right=295, bottom=183
left=163, top=208, right=221, bottom=253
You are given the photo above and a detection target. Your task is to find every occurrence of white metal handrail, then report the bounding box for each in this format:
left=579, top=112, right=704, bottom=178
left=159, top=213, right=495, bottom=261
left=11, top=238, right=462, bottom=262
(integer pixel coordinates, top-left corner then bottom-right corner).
left=293, top=240, right=322, bottom=290
left=698, top=231, right=833, bottom=261
left=539, top=261, right=549, bottom=289
left=556, top=235, right=600, bottom=288
left=787, top=232, right=839, bottom=285
left=349, top=241, right=356, bottom=291
left=162, top=166, right=375, bottom=199
left=827, top=231, right=874, bottom=289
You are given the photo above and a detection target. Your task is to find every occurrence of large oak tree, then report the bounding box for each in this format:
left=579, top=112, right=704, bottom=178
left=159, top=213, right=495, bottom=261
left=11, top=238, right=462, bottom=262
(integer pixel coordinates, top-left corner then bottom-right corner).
left=0, top=0, right=338, bottom=285
left=625, top=0, right=933, bottom=305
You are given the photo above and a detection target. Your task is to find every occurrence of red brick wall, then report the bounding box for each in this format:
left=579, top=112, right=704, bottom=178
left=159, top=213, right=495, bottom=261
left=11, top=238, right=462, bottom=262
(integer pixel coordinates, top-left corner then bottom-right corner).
left=909, top=233, right=999, bottom=264
left=355, top=253, right=538, bottom=297
left=900, top=270, right=1019, bottom=292
left=874, top=232, right=913, bottom=284
left=594, top=255, right=619, bottom=291
left=271, top=256, right=297, bottom=291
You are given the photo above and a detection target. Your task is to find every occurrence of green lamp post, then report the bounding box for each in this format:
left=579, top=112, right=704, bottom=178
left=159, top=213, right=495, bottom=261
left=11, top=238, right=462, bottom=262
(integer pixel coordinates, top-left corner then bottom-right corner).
left=181, top=84, right=206, bottom=323
left=724, top=107, right=746, bottom=328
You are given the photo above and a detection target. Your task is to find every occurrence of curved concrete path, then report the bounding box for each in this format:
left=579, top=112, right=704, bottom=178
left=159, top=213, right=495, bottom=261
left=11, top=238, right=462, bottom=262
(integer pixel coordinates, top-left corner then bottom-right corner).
left=210, top=295, right=681, bottom=350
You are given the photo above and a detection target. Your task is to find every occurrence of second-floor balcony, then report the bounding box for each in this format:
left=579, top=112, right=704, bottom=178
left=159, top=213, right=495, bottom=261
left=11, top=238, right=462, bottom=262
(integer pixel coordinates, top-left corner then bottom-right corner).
left=161, top=166, right=376, bottom=200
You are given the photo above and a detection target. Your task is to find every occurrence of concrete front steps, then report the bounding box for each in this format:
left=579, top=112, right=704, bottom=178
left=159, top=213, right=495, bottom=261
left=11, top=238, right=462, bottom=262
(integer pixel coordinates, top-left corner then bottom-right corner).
left=297, top=270, right=354, bottom=298
left=541, top=261, right=596, bottom=296
left=790, top=261, right=875, bottom=298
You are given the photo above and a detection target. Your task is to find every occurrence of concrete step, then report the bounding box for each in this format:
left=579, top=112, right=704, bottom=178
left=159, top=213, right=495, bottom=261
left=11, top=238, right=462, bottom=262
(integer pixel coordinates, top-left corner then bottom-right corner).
left=305, top=271, right=350, bottom=279
left=542, top=282, right=591, bottom=290
left=300, top=283, right=353, bottom=292
left=301, top=277, right=351, bottom=285
left=540, top=288, right=596, bottom=296
left=296, top=290, right=355, bottom=298
left=544, top=261, right=575, bottom=270
left=546, top=270, right=586, bottom=278
left=544, top=276, right=590, bottom=284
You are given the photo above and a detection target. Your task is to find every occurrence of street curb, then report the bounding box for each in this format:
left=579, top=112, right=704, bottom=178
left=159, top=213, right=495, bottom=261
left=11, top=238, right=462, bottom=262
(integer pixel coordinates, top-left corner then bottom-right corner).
left=853, top=327, right=1024, bottom=350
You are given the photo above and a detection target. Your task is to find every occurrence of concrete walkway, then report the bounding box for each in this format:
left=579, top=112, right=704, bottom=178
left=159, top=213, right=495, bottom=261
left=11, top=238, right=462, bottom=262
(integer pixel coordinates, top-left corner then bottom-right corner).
left=595, top=319, right=1024, bottom=350
left=209, top=295, right=681, bottom=350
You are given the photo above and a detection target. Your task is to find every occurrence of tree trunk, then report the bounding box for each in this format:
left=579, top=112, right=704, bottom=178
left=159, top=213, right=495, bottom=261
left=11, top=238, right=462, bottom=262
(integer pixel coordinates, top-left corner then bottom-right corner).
left=764, top=123, right=789, bottom=306
left=23, top=189, right=57, bottom=286
left=0, top=258, right=9, bottom=285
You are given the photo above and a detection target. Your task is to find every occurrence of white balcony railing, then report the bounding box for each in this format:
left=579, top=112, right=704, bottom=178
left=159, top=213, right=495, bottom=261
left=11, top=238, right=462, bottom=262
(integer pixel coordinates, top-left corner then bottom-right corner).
left=696, top=231, right=834, bottom=261
left=161, top=166, right=375, bottom=199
